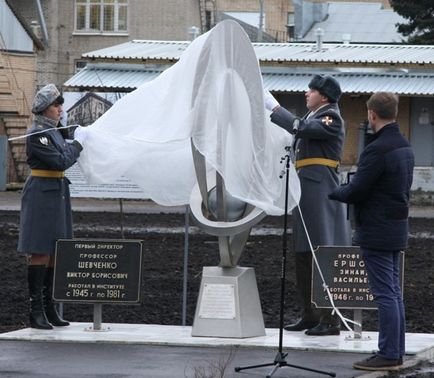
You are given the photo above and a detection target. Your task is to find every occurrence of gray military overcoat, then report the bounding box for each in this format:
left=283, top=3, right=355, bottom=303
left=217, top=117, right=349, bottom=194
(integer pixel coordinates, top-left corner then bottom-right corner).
left=17, top=115, right=82, bottom=255
left=271, top=103, right=351, bottom=252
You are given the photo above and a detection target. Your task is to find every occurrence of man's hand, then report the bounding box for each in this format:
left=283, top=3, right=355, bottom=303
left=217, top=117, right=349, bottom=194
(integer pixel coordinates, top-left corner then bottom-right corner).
left=74, top=126, right=88, bottom=146
left=264, top=89, right=280, bottom=112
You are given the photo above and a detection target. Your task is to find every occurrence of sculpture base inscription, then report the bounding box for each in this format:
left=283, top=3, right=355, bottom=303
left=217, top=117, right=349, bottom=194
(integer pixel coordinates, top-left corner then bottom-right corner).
left=192, top=266, right=265, bottom=338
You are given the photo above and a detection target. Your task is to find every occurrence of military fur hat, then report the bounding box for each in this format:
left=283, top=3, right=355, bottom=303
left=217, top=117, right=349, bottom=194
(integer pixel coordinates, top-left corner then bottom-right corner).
left=308, top=75, right=342, bottom=103
left=31, top=84, right=64, bottom=114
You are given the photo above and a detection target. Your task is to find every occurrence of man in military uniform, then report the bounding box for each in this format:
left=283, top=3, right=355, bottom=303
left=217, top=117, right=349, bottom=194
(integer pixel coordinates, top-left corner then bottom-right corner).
left=18, top=84, right=88, bottom=329
left=265, top=75, right=351, bottom=336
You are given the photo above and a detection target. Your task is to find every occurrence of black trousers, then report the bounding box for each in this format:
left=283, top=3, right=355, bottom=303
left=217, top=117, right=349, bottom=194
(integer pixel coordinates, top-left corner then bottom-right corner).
left=295, top=251, right=339, bottom=326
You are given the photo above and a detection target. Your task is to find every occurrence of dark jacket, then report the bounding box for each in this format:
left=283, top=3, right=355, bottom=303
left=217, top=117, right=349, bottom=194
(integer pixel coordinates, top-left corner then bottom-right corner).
left=271, top=104, right=351, bottom=252
left=17, top=115, right=82, bottom=255
left=329, top=122, right=414, bottom=251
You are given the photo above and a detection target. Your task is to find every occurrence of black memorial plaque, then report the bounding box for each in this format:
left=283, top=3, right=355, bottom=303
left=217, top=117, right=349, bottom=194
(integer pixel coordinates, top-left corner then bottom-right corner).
left=312, top=246, right=404, bottom=309
left=53, top=239, right=143, bottom=304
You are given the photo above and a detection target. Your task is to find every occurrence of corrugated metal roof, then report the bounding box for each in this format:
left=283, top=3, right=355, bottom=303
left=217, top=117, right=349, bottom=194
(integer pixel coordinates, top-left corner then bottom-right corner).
left=83, top=39, right=434, bottom=67
left=83, top=40, right=188, bottom=61
left=253, top=44, right=434, bottom=66
left=301, top=3, right=406, bottom=43
left=263, top=72, right=434, bottom=96
left=64, top=65, right=162, bottom=91
left=64, top=65, right=434, bottom=96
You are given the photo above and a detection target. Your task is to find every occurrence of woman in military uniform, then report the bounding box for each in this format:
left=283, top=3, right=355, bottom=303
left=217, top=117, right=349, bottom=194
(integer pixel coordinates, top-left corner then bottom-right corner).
left=18, top=84, right=87, bottom=329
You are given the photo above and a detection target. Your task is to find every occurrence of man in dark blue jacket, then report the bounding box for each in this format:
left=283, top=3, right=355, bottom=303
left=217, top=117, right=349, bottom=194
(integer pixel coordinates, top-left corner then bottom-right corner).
left=329, top=92, right=414, bottom=371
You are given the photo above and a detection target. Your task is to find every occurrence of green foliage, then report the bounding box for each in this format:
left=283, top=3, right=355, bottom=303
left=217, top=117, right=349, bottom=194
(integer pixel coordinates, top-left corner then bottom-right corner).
left=391, top=0, right=434, bottom=44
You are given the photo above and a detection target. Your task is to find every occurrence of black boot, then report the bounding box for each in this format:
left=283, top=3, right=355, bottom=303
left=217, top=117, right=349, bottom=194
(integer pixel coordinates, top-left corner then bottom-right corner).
left=28, top=265, right=53, bottom=330
left=43, top=267, right=70, bottom=326
left=284, top=252, right=320, bottom=331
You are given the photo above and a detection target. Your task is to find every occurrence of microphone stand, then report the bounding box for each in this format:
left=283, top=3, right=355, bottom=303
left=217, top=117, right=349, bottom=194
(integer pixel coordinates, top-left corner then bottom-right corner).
left=234, top=146, right=335, bottom=378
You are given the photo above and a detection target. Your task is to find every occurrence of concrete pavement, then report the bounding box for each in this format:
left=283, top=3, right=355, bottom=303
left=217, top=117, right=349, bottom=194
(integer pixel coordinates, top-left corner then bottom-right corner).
left=0, top=323, right=433, bottom=378
left=0, top=339, right=370, bottom=378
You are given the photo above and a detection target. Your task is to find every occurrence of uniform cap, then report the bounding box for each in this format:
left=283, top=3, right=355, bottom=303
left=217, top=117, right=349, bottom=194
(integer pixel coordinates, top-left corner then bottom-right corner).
left=308, top=75, right=342, bottom=103
left=31, top=84, right=64, bottom=114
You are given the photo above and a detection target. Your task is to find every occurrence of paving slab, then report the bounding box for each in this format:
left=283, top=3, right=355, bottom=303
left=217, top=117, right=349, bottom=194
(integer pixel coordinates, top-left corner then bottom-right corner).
left=1, top=323, right=433, bottom=358
left=1, top=324, right=432, bottom=378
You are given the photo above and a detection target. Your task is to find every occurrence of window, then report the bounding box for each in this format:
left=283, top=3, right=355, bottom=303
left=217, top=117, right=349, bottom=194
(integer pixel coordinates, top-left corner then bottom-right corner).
left=75, top=60, right=87, bottom=73
left=205, top=10, right=213, bottom=31
left=75, top=0, right=128, bottom=33
left=286, top=12, right=295, bottom=41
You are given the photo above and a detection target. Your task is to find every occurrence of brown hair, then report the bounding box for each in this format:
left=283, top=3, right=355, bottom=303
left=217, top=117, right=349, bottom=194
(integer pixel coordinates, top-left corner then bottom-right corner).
left=366, top=92, right=399, bottom=120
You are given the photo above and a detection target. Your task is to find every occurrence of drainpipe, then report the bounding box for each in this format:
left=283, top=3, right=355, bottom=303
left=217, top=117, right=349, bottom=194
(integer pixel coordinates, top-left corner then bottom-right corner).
left=34, top=0, right=49, bottom=45
left=258, top=0, right=264, bottom=42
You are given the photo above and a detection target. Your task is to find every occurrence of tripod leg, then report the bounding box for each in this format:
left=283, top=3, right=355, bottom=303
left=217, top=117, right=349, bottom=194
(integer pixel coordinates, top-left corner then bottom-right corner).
left=266, top=363, right=280, bottom=378
left=283, top=362, right=336, bottom=377
left=234, top=362, right=276, bottom=372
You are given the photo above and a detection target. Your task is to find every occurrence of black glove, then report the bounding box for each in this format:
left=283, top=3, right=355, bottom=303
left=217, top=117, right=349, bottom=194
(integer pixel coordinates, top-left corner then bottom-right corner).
left=328, top=191, right=338, bottom=200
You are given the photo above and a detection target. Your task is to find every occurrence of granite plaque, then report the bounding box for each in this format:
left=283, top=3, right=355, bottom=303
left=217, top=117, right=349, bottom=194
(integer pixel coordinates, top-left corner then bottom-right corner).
left=53, top=239, right=143, bottom=304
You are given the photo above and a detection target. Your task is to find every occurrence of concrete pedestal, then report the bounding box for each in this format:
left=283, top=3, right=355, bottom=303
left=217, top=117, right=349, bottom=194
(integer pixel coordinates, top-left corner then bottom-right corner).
left=191, top=266, right=265, bottom=338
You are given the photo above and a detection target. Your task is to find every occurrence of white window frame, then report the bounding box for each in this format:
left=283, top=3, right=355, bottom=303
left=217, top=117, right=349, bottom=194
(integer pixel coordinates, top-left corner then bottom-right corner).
left=74, top=0, right=128, bottom=35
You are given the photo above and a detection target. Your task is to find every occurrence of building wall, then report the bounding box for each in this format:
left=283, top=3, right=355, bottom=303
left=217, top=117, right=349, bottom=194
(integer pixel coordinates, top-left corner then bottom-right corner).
left=9, top=0, right=59, bottom=88
left=68, top=95, right=111, bottom=126
left=14, top=0, right=202, bottom=89
left=215, top=0, right=293, bottom=40
left=59, top=0, right=202, bottom=86
left=214, top=0, right=392, bottom=41
left=0, top=51, right=37, bottom=183
left=340, top=95, right=368, bottom=165
left=409, top=97, right=434, bottom=166
left=5, top=53, right=37, bottom=115
left=339, top=95, right=409, bottom=165
left=14, top=0, right=395, bottom=88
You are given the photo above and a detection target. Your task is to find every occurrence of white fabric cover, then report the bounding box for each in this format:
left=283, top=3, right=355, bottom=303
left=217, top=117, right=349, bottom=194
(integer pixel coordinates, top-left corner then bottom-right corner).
left=78, top=20, right=300, bottom=215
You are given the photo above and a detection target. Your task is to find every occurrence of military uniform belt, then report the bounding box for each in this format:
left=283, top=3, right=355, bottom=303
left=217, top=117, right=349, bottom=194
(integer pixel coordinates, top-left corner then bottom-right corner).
left=31, top=169, right=65, bottom=178
left=295, top=158, right=340, bottom=169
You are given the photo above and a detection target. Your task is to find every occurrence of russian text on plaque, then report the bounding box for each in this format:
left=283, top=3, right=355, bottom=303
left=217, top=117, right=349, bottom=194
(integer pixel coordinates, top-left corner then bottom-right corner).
left=53, top=239, right=143, bottom=304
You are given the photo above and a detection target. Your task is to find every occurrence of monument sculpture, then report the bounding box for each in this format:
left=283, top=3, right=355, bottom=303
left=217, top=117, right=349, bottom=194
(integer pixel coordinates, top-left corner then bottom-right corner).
left=75, top=20, right=300, bottom=338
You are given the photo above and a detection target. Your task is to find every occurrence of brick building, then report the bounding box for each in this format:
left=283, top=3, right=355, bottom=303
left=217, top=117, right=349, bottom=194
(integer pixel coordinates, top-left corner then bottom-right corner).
left=11, top=1, right=398, bottom=92
left=11, top=0, right=203, bottom=90
left=4, top=0, right=432, bottom=189
left=0, top=0, right=43, bottom=184
left=67, top=92, right=112, bottom=127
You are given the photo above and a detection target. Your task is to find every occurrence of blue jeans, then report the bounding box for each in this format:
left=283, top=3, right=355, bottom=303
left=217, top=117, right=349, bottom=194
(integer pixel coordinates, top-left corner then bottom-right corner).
left=362, top=248, right=405, bottom=360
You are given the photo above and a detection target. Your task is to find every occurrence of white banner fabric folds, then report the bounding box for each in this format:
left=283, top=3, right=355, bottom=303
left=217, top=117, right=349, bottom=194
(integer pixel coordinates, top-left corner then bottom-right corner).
left=77, top=20, right=300, bottom=215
